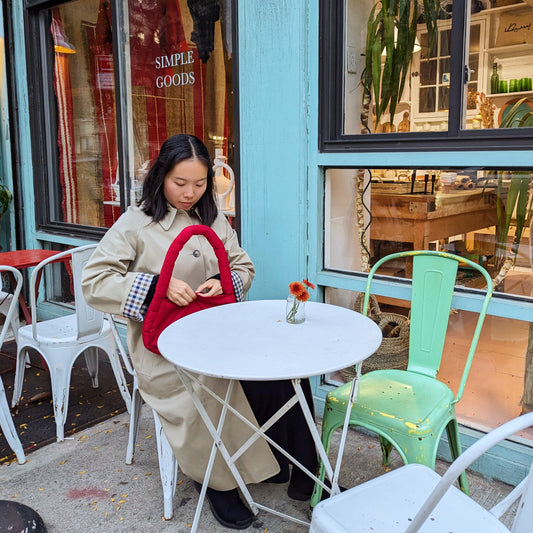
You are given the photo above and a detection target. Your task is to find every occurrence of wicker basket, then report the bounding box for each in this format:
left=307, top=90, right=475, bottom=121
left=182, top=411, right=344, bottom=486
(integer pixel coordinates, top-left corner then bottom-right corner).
left=340, top=294, right=410, bottom=380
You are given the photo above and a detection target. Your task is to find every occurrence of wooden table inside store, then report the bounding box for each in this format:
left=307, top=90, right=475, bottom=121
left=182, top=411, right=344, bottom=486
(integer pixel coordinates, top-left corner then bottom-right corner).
left=370, top=188, right=499, bottom=252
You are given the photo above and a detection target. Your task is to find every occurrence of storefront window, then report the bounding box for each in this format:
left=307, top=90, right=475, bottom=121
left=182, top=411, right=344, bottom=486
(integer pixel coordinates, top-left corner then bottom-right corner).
left=323, top=0, right=533, bottom=150
left=324, top=166, right=533, bottom=438
left=30, top=0, right=235, bottom=232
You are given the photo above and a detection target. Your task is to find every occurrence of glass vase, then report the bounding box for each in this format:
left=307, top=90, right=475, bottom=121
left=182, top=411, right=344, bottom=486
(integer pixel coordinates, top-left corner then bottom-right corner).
left=286, top=294, right=305, bottom=324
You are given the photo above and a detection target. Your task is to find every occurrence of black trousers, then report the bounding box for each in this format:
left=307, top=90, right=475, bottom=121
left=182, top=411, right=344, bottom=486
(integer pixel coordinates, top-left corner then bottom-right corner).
left=240, top=379, right=318, bottom=493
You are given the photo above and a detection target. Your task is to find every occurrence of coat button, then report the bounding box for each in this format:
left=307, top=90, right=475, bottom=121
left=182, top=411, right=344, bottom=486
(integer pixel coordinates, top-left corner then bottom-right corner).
left=193, top=250, right=201, bottom=258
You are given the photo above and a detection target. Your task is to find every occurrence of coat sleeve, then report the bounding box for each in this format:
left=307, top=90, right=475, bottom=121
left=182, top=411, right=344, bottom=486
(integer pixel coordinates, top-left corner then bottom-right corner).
left=81, top=212, right=147, bottom=316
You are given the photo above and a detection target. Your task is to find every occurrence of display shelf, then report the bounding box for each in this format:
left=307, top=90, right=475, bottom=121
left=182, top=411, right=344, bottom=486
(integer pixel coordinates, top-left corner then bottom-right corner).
left=486, top=90, right=533, bottom=98
left=488, top=43, right=533, bottom=56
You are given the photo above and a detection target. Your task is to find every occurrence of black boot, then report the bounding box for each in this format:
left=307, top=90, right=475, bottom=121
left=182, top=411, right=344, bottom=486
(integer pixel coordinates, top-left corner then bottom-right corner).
left=193, top=481, right=253, bottom=529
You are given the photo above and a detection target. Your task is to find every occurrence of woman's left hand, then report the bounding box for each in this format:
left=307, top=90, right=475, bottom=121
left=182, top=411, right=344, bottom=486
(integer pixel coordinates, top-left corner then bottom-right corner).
left=195, top=278, right=223, bottom=297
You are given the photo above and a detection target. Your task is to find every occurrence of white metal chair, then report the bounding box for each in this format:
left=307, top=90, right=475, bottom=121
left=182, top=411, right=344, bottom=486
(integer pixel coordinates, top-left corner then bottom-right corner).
left=11, top=245, right=131, bottom=442
left=310, top=411, right=533, bottom=533
left=0, top=270, right=20, bottom=342
left=108, top=314, right=178, bottom=520
left=0, top=265, right=25, bottom=464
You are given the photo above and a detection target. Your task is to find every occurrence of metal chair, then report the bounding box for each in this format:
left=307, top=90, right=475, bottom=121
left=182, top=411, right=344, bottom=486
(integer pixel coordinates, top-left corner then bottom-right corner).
left=11, top=245, right=131, bottom=442
left=0, top=266, right=25, bottom=464
left=310, top=411, right=533, bottom=533
left=311, top=250, right=494, bottom=506
left=108, top=314, right=178, bottom=520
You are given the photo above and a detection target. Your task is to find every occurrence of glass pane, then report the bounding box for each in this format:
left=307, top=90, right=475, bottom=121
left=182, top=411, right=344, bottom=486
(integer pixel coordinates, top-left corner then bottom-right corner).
left=324, top=165, right=533, bottom=438
left=419, top=59, right=437, bottom=86
left=47, top=0, right=234, bottom=229
left=49, top=1, right=112, bottom=227
left=126, top=0, right=235, bottom=219
left=343, top=0, right=444, bottom=135
left=466, top=2, right=533, bottom=131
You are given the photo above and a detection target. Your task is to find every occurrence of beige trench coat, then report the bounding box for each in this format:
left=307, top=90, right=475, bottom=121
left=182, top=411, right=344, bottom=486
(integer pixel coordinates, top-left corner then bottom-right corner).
left=81, top=205, right=279, bottom=489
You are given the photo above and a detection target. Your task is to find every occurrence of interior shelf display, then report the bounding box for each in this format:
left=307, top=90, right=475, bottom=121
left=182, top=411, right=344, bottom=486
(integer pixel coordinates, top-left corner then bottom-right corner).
left=407, top=0, right=533, bottom=131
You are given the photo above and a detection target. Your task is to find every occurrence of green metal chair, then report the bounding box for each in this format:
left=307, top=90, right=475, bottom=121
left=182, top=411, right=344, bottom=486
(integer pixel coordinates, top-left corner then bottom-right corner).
left=310, top=250, right=494, bottom=508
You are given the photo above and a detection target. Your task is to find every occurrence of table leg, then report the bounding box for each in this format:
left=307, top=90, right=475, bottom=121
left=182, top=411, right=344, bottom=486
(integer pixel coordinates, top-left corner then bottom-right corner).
left=174, top=369, right=258, bottom=533
left=176, top=368, right=343, bottom=524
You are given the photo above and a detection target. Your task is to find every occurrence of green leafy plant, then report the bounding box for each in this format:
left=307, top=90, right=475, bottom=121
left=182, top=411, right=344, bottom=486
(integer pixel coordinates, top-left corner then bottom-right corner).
left=361, top=0, right=440, bottom=132
left=491, top=98, right=533, bottom=276
left=0, top=184, right=12, bottom=216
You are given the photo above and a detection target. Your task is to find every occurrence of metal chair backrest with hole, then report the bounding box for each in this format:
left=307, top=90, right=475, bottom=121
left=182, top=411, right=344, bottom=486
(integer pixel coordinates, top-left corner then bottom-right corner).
left=311, top=250, right=494, bottom=507
left=310, top=412, right=533, bottom=533
left=107, top=314, right=178, bottom=520
left=11, top=245, right=131, bottom=442
left=0, top=265, right=25, bottom=464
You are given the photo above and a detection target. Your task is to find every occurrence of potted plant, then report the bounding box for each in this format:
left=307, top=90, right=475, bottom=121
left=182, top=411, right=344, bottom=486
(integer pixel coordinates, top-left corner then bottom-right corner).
left=360, top=0, right=440, bottom=132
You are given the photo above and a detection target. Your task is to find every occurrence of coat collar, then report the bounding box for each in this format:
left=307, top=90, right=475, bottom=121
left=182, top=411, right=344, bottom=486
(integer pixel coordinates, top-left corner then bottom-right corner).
left=158, top=204, right=200, bottom=231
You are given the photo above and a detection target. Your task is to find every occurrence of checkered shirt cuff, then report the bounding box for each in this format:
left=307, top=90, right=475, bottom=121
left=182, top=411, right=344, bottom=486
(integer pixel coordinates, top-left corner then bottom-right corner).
left=232, top=271, right=245, bottom=302
left=124, top=272, right=155, bottom=322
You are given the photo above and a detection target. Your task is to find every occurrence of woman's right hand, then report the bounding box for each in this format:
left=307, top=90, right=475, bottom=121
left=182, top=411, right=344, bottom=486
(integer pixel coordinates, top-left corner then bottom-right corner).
left=166, top=277, right=197, bottom=306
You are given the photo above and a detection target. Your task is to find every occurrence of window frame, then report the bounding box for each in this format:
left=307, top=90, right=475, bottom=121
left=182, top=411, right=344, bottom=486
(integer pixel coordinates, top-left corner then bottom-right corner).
left=319, top=0, right=533, bottom=153
left=23, top=0, right=240, bottom=239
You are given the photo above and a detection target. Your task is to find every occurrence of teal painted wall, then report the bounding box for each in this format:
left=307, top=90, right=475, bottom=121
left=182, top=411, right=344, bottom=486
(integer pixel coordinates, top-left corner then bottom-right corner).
left=238, top=1, right=309, bottom=300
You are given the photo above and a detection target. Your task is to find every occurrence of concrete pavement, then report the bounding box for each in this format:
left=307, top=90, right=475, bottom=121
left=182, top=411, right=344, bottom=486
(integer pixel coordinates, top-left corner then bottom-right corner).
left=0, top=405, right=517, bottom=532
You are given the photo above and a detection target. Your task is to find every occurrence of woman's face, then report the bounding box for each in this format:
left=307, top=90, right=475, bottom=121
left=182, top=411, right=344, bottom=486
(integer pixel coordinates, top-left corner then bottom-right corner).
left=163, top=158, right=208, bottom=211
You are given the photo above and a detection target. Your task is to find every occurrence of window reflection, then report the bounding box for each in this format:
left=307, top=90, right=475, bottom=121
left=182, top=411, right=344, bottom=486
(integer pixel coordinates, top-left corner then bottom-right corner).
left=343, top=0, right=533, bottom=135
left=48, top=0, right=233, bottom=229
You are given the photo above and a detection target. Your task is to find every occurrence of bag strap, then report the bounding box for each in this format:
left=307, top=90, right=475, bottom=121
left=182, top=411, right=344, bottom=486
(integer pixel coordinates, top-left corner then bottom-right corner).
left=153, top=225, right=234, bottom=301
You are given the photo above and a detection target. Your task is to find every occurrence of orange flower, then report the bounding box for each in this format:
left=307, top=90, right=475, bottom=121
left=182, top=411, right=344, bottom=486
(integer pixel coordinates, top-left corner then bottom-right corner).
left=297, top=290, right=310, bottom=302
left=302, top=279, right=315, bottom=290
left=289, top=281, right=306, bottom=297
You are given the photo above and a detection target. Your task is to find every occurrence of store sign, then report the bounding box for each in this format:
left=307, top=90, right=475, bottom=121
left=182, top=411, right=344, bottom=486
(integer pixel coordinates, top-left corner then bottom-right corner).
left=496, top=12, right=533, bottom=46
left=155, top=50, right=195, bottom=88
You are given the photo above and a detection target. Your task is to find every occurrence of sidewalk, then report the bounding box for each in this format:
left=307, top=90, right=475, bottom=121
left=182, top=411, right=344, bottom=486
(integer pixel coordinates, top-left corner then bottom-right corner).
left=0, top=405, right=517, bottom=532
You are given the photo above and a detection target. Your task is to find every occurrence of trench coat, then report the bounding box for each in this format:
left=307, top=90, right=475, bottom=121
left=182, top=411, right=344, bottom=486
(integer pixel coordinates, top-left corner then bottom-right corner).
left=81, top=205, right=280, bottom=490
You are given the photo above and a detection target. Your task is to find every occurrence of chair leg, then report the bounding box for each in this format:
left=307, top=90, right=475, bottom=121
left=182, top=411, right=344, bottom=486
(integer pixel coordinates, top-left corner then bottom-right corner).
left=446, top=419, right=470, bottom=495
left=125, top=383, right=143, bottom=465
left=48, top=362, right=75, bottom=442
left=84, top=348, right=99, bottom=388
left=310, top=420, right=340, bottom=509
left=379, top=434, right=393, bottom=466
left=0, top=383, right=25, bottom=464
left=106, top=348, right=132, bottom=413
left=153, top=411, right=178, bottom=520
left=11, top=346, right=29, bottom=408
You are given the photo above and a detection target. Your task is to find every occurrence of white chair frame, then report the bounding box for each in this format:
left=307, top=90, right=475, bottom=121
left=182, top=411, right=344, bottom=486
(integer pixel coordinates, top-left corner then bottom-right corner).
left=0, top=265, right=25, bottom=464
left=108, top=314, right=178, bottom=520
left=310, top=412, right=533, bottom=533
left=11, top=245, right=131, bottom=442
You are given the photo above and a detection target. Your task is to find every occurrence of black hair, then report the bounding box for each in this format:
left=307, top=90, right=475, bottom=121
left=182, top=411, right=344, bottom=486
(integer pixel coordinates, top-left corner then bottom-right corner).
left=139, top=134, right=218, bottom=226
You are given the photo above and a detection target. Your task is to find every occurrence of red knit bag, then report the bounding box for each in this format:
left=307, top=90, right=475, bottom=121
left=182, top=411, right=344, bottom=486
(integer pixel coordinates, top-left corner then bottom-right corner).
left=142, top=225, right=236, bottom=355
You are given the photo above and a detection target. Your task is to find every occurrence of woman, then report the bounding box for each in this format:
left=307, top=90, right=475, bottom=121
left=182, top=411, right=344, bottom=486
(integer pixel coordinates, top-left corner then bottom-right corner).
left=81, top=134, right=317, bottom=529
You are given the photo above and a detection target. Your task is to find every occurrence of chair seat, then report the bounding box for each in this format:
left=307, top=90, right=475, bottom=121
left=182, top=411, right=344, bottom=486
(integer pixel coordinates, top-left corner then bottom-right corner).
left=18, top=315, right=111, bottom=347
left=310, top=463, right=509, bottom=533
left=328, top=369, right=455, bottom=438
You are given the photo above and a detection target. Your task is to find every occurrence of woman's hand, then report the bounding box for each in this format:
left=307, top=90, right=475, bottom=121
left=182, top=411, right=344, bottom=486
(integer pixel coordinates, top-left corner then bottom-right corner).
left=167, top=278, right=197, bottom=306
left=195, top=278, right=223, bottom=297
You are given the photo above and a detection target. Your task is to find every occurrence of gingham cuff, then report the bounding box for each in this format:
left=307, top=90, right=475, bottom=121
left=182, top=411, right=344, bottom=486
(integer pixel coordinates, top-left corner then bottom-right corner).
left=124, top=272, right=155, bottom=321
left=232, top=271, right=245, bottom=302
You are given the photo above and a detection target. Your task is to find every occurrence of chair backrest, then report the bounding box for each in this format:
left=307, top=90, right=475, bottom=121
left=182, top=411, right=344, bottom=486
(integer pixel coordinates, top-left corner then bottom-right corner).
left=363, top=251, right=493, bottom=399
left=29, top=244, right=101, bottom=342
left=405, top=411, right=533, bottom=533
left=0, top=265, right=23, bottom=347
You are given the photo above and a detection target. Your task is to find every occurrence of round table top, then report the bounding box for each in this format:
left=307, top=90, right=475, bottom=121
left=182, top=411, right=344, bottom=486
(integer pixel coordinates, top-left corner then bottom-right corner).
left=158, top=299, right=382, bottom=380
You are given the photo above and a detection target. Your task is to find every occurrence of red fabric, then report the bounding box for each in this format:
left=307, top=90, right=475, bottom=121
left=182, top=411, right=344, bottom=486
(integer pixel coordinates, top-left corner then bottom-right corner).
left=142, top=225, right=236, bottom=355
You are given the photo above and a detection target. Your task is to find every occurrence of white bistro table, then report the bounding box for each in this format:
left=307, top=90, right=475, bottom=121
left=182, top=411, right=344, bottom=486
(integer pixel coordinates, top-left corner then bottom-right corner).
left=158, top=299, right=382, bottom=530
